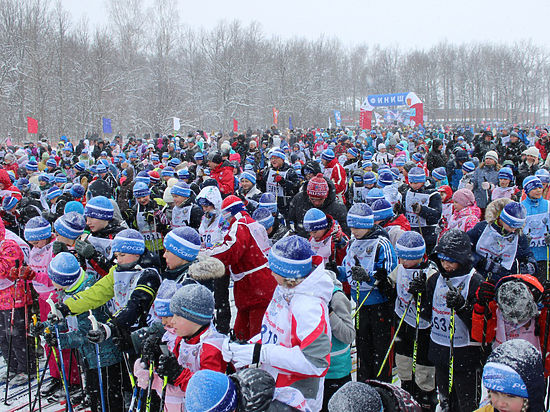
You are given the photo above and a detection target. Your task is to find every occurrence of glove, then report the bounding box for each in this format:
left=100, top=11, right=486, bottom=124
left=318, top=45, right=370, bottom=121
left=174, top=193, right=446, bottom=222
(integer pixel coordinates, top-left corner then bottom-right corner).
left=222, top=339, right=259, bottom=369
left=438, top=216, right=448, bottom=230
left=351, top=265, right=370, bottom=284
left=481, top=181, right=491, bottom=190
left=19, top=266, right=36, bottom=280
left=141, top=335, right=162, bottom=365
left=479, top=257, right=503, bottom=275
left=47, top=302, right=71, bottom=324
left=408, top=272, right=427, bottom=297
left=75, top=240, right=96, bottom=259
left=44, top=331, right=58, bottom=348
left=87, top=322, right=113, bottom=344
left=445, top=288, right=465, bottom=310
left=52, top=241, right=69, bottom=255
left=324, top=261, right=338, bottom=275
left=519, top=261, right=536, bottom=275
left=7, top=267, right=19, bottom=281
left=373, top=268, right=388, bottom=284
left=412, top=202, right=422, bottom=214
left=475, top=281, right=496, bottom=305
left=274, top=174, right=284, bottom=184
left=145, top=212, right=156, bottom=226
left=542, top=281, right=550, bottom=307
left=545, top=233, right=550, bottom=247
left=156, top=353, right=184, bottom=384
left=29, top=321, right=46, bottom=338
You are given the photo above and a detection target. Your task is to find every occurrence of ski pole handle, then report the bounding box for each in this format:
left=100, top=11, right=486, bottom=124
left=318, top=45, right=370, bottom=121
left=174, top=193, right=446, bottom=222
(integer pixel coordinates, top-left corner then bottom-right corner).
left=46, top=293, right=61, bottom=318
left=88, top=310, right=98, bottom=331
left=32, top=314, right=38, bottom=326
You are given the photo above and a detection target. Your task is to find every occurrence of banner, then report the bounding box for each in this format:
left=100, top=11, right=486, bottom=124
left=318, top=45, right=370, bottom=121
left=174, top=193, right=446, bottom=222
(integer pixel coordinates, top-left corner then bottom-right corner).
left=333, top=110, right=342, bottom=127
left=27, top=117, right=38, bottom=134
left=102, top=117, right=112, bottom=134
left=272, top=108, right=279, bottom=125
left=289, top=116, right=293, bottom=130
left=173, top=117, right=181, bottom=132
left=233, top=119, right=238, bottom=133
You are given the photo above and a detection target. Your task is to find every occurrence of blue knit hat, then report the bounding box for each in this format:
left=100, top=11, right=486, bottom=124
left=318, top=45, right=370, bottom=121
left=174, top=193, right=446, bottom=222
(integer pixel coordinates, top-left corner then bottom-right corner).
left=84, top=196, right=114, bottom=221
left=135, top=171, right=150, bottom=185
left=268, top=235, right=314, bottom=279
left=363, top=151, right=373, bottom=161
left=363, top=171, right=376, bottom=185
left=177, top=169, right=191, bottom=180
left=347, top=203, right=374, bottom=229
left=394, top=156, right=406, bottom=167
left=372, top=199, right=393, bottom=222
left=171, top=182, right=191, bottom=198
left=378, top=170, right=394, bottom=187
left=258, top=193, right=277, bottom=213
left=54, top=212, right=86, bottom=240
left=408, top=167, right=426, bottom=183
left=185, top=370, right=237, bottom=412
left=390, top=167, right=400, bottom=180
left=95, top=163, right=107, bottom=174
left=303, top=208, right=328, bottom=232
left=70, top=184, right=85, bottom=199
left=154, top=280, right=183, bottom=318
left=47, top=186, right=62, bottom=201
left=252, top=208, right=274, bottom=229
left=170, top=283, right=215, bottom=325
left=347, top=147, right=359, bottom=158
left=48, top=252, right=82, bottom=287
left=2, top=196, right=18, bottom=211
left=24, top=216, right=52, bottom=241
left=412, top=152, right=423, bottom=162
left=46, top=158, right=57, bottom=168
left=432, top=167, right=446, bottom=181
left=15, top=178, right=29, bottom=191
left=240, top=171, right=256, bottom=185
left=133, top=182, right=150, bottom=198
left=462, top=161, right=475, bottom=173
left=534, top=168, right=549, bottom=184
left=38, top=173, right=51, bottom=183
left=55, top=174, right=67, bottom=184
left=523, top=176, right=543, bottom=195
left=499, top=202, right=527, bottom=229
left=161, top=167, right=175, bottom=177
left=321, top=149, right=335, bottom=161
left=64, top=200, right=84, bottom=215
left=269, top=148, right=286, bottom=160
left=194, top=152, right=204, bottom=160
left=168, top=158, right=181, bottom=168
left=498, top=167, right=514, bottom=181
left=396, top=231, right=426, bottom=260
left=365, top=188, right=385, bottom=205
left=25, top=160, right=38, bottom=171
left=74, top=162, right=86, bottom=172
left=112, top=229, right=145, bottom=255
left=151, top=154, right=159, bottom=162
left=164, top=227, right=201, bottom=261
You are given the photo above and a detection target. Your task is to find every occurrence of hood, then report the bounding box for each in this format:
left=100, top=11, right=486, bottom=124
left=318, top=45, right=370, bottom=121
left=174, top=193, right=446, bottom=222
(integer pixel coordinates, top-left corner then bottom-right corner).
left=188, top=254, right=226, bottom=280
left=484, top=198, right=513, bottom=223
left=88, top=178, right=113, bottom=199
left=279, top=264, right=334, bottom=305
left=196, top=185, right=222, bottom=210
left=0, top=169, right=11, bottom=188
left=431, top=138, right=442, bottom=152
left=385, top=214, right=411, bottom=231
left=432, top=229, right=473, bottom=275
left=325, top=267, right=343, bottom=290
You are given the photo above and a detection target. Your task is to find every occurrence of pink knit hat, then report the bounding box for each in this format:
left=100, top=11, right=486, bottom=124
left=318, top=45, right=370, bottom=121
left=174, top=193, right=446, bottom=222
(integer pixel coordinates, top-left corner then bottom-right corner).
left=452, top=188, right=475, bottom=207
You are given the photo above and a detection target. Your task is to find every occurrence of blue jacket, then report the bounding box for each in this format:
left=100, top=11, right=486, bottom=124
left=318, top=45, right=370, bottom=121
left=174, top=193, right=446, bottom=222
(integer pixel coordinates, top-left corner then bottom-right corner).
left=521, top=196, right=549, bottom=262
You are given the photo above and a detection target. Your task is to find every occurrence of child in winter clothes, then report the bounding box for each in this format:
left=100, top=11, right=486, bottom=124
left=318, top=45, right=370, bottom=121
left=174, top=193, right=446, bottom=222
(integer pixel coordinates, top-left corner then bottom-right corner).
left=437, top=185, right=454, bottom=230
left=323, top=270, right=355, bottom=411
left=491, top=167, right=519, bottom=201
left=475, top=339, right=545, bottom=412
left=372, top=198, right=410, bottom=247
left=534, top=168, right=550, bottom=200
left=222, top=235, right=333, bottom=412
left=339, top=203, right=397, bottom=383
left=457, top=161, right=475, bottom=190
left=196, top=185, right=226, bottom=249
left=303, top=208, right=348, bottom=266
left=409, top=229, right=484, bottom=412
left=389, top=232, right=437, bottom=411
left=33, top=252, right=123, bottom=412
left=430, top=167, right=448, bottom=188
left=441, top=188, right=481, bottom=235
left=167, top=182, right=203, bottom=230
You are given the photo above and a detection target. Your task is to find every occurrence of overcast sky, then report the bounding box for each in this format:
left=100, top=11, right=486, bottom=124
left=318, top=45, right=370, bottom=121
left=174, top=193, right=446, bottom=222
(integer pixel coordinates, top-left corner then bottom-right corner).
left=62, top=0, right=550, bottom=49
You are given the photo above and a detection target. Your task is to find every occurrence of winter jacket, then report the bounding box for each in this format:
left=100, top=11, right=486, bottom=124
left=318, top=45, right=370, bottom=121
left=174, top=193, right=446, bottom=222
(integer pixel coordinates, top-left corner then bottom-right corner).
left=211, top=160, right=235, bottom=196
left=381, top=214, right=410, bottom=247
left=161, top=254, right=225, bottom=293
left=517, top=161, right=540, bottom=188
left=237, top=185, right=263, bottom=212
left=82, top=219, right=125, bottom=278
left=472, top=164, right=499, bottom=208
left=426, top=142, right=446, bottom=171
left=51, top=273, right=122, bottom=369
left=167, top=199, right=203, bottom=231
left=307, top=215, right=348, bottom=266
left=257, top=163, right=301, bottom=214
left=253, top=264, right=333, bottom=412
left=445, top=159, right=464, bottom=192
left=205, top=211, right=277, bottom=311
left=0, top=169, right=21, bottom=201
left=521, top=196, right=549, bottom=262
left=288, top=179, right=349, bottom=238
left=0, top=219, right=28, bottom=310
left=28, top=240, right=56, bottom=301
left=443, top=204, right=481, bottom=234
left=322, top=158, right=347, bottom=202
left=467, top=199, right=536, bottom=281
left=491, top=185, right=519, bottom=201
left=504, top=140, right=527, bottom=166
left=402, top=185, right=442, bottom=248
left=473, top=139, right=498, bottom=162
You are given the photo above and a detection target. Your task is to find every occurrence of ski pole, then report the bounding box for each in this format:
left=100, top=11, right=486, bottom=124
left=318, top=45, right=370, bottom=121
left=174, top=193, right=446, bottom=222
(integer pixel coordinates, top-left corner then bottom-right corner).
left=23, top=280, right=32, bottom=410
left=46, top=295, right=73, bottom=412
left=88, top=311, right=106, bottom=412
left=136, top=388, right=145, bottom=412
left=30, top=346, right=53, bottom=411
left=158, top=376, right=168, bottom=412
left=355, top=281, right=360, bottom=329
left=123, top=352, right=138, bottom=412
left=411, top=292, right=422, bottom=393
left=32, top=315, right=42, bottom=412
left=145, top=361, right=154, bottom=412
left=4, top=278, right=18, bottom=405
left=449, top=308, right=455, bottom=395
left=377, top=298, right=413, bottom=378
left=351, top=288, right=374, bottom=318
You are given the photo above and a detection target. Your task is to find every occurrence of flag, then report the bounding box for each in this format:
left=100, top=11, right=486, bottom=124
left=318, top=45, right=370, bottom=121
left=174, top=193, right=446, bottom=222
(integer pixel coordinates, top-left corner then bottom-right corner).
left=102, top=117, right=112, bottom=134
left=27, top=117, right=38, bottom=134
left=289, top=116, right=293, bottom=130
left=334, top=110, right=342, bottom=127
left=272, top=108, right=279, bottom=125
left=173, top=117, right=181, bottom=132
left=233, top=119, right=238, bottom=132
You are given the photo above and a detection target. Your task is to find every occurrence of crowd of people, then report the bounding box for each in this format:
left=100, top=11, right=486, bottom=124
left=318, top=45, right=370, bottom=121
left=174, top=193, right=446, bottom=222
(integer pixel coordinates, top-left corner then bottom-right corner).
left=0, top=124, right=548, bottom=412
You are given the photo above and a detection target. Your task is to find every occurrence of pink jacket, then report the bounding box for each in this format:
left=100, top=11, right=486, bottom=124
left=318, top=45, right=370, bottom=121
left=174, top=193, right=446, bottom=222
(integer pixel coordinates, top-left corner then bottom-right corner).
left=134, top=359, right=184, bottom=412
left=29, top=240, right=56, bottom=301
left=445, top=204, right=481, bottom=234
left=0, top=220, right=29, bottom=310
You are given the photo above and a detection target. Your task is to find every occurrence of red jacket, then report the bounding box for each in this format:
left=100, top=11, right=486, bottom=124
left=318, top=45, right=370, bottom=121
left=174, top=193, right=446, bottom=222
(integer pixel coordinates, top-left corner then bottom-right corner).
left=208, top=211, right=276, bottom=310
left=324, top=158, right=347, bottom=200
left=211, top=161, right=234, bottom=195
left=536, top=139, right=548, bottom=160
left=385, top=214, right=411, bottom=232
left=0, top=169, right=21, bottom=200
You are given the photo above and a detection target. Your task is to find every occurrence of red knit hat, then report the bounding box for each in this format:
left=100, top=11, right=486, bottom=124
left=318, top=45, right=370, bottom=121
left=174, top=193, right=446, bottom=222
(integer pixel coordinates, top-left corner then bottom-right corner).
left=307, top=173, right=329, bottom=199
left=437, top=185, right=453, bottom=203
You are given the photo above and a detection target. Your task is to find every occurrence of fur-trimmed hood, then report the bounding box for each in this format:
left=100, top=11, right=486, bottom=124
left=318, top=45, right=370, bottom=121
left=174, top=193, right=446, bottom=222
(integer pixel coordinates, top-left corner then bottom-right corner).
left=484, top=198, right=513, bottom=223
left=188, top=254, right=226, bottom=280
